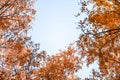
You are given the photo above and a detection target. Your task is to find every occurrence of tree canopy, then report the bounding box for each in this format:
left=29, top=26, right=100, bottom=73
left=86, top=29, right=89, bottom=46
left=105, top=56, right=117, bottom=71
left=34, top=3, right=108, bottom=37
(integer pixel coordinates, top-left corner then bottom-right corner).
left=0, top=0, right=82, bottom=80
left=77, top=0, right=120, bottom=79
left=0, top=0, right=120, bottom=80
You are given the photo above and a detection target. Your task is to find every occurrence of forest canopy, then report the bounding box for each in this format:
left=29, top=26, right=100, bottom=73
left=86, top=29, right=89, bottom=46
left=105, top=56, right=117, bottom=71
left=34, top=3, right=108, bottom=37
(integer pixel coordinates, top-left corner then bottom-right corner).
left=0, top=0, right=120, bottom=80
left=77, top=0, right=120, bottom=79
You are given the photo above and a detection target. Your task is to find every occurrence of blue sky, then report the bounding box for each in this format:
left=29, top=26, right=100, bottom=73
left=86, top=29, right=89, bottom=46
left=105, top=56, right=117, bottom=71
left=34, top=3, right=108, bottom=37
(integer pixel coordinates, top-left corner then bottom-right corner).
left=30, top=0, right=80, bottom=55
left=29, top=0, right=98, bottom=78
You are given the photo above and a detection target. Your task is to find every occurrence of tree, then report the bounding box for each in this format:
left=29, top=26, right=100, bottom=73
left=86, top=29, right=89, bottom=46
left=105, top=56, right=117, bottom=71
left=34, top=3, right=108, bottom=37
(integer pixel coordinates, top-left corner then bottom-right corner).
left=35, top=45, right=82, bottom=80
left=77, top=0, right=120, bottom=79
left=0, top=0, right=83, bottom=80
left=0, top=0, right=39, bottom=79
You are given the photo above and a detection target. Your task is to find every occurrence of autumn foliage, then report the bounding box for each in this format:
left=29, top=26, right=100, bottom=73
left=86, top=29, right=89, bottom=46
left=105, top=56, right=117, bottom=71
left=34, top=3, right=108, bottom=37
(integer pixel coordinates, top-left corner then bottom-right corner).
left=34, top=46, right=82, bottom=80
left=0, top=0, right=83, bottom=80
left=0, top=0, right=120, bottom=80
left=77, top=0, right=120, bottom=79
left=0, top=0, right=37, bottom=79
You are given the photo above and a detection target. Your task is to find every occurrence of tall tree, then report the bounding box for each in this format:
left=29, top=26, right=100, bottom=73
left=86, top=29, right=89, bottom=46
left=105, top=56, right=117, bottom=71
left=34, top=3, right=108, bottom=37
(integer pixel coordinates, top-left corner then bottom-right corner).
left=0, top=0, right=39, bottom=79
left=35, top=45, right=82, bottom=80
left=77, top=0, right=120, bottom=79
left=0, top=0, right=83, bottom=80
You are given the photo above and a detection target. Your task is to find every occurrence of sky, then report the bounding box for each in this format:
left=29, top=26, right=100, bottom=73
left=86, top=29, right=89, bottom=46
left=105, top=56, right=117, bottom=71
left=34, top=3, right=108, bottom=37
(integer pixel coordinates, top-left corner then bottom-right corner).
left=29, top=0, right=98, bottom=78
left=30, top=0, right=80, bottom=55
